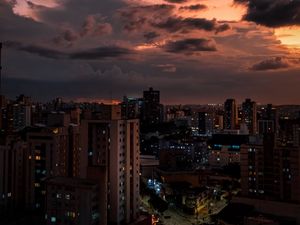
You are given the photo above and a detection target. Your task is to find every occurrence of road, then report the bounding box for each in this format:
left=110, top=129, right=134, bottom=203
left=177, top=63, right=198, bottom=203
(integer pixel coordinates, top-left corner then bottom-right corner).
left=141, top=195, right=228, bottom=225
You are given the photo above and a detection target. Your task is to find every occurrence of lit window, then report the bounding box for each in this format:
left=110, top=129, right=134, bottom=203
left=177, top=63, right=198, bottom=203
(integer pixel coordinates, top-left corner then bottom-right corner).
left=51, top=217, right=56, bottom=223
left=65, top=194, right=70, bottom=200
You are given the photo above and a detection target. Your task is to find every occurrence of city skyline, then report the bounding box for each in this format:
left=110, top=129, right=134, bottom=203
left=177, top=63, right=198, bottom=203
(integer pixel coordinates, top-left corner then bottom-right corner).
left=1, top=0, right=300, bottom=104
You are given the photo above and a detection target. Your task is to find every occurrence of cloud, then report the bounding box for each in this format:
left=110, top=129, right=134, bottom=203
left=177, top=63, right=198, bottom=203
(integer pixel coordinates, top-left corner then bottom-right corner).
left=69, top=47, right=132, bottom=60
left=164, top=0, right=187, bottom=3
left=52, top=28, right=79, bottom=47
left=155, top=64, right=177, bottom=72
left=153, top=17, right=230, bottom=33
left=179, top=4, right=208, bottom=11
left=0, top=1, right=56, bottom=42
left=118, top=4, right=175, bottom=32
left=215, top=23, right=231, bottom=34
left=52, top=14, right=112, bottom=46
left=163, top=38, right=217, bottom=53
left=251, top=57, right=291, bottom=71
left=234, top=0, right=300, bottom=27
left=80, top=14, right=112, bottom=37
left=5, top=41, right=66, bottom=59
left=144, top=31, right=160, bottom=41
left=4, top=41, right=133, bottom=60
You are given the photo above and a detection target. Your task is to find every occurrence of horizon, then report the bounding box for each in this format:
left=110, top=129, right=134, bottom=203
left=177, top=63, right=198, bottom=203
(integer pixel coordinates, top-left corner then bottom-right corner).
left=6, top=92, right=300, bottom=107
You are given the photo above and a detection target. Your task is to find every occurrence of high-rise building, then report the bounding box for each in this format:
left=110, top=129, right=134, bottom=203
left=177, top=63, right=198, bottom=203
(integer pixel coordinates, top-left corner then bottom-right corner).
left=80, top=105, right=140, bottom=225
left=258, top=120, right=275, bottom=135
left=198, top=112, right=214, bottom=135
left=45, top=177, right=100, bottom=225
left=242, top=99, right=257, bottom=134
left=240, top=134, right=300, bottom=203
left=142, top=87, right=163, bottom=125
left=1, top=95, right=32, bottom=134
left=0, top=137, right=27, bottom=215
left=121, top=96, right=143, bottom=120
left=25, top=126, right=70, bottom=210
left=258, top=104, right=277, bottom=135
left=224, top=99, right=238, bottom=130
left=0, top=110, right=78, bottom=214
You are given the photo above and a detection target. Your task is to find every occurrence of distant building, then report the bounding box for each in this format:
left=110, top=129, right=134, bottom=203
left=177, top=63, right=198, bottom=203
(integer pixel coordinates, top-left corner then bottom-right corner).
left=8, top=103, right=31, bottom=132
left=142, top=87, right=163, bottom=125
left=278, top=118, right=300, bottom=146
left=208, top=134, right=249, bottom=167
left=258, top=120, right=275, bottom=135
left=121, top=96, right=143, bottom=119
left=140, top=155, right=159, bottom=178
left=198, top=112, right=214, bottom=135
left=242, top=99, right=257, bottom=134
left=224, top=99, right=238, bottom=130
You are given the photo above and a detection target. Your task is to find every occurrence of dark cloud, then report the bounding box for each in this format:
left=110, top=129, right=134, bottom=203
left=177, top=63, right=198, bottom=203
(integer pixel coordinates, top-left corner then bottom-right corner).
left=52, top=29, right=79, bottom=47
left=163, top=38, right=217, bottom=53
left=80, top=14, right=112, bottom=37
left=52, top=14, right=112, bottom=46
left=155, top=64, right=177, bottom=73
left=36, top=0, right=125, bottom=26
left=5, top=41, right=66, bottom=59
left=4, top=41, right=132, bottom=60
left=215, top=23, right=231, bottom=34
left=119, top=4, right=228, bottom=34
left=251, top=57, right=290, bottom=71
left=179, top=4, right=208, bottom=11
left=153, top=17, right=230, bottom=33
left=234, top=0, right=300, bottom=27
left=69, top=47, right=132, bottom=60
left=143, top=31, right=160, bottom=42
left=164, top=0, right=187, bottom=3
left=119, top=4, right=175, bottom=32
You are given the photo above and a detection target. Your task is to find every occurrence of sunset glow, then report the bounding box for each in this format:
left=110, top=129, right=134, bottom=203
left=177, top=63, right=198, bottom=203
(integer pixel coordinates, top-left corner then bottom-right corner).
left=5, top=0, right=60, bottom=21
left=275, top=27, right=300, bottom=48
left=198, top=0, right=245, bottom=21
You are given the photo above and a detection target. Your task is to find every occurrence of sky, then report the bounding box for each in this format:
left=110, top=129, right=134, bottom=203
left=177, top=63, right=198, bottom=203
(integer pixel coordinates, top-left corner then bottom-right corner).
left=1, top=0, right=300, bottom=104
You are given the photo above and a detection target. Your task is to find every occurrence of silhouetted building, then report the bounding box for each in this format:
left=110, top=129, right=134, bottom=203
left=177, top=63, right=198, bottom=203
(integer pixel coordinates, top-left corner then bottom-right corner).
left=142, top=87, right=163, bottom=125
left=258, top=120, right=275, bottom=135
left=242, top=99, right=257, bottom=134
left=121, top=96, right=143, bottom=119
left=224, top=99, right=238, bottom=130
left=198, top=112, right=213, bottom=135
